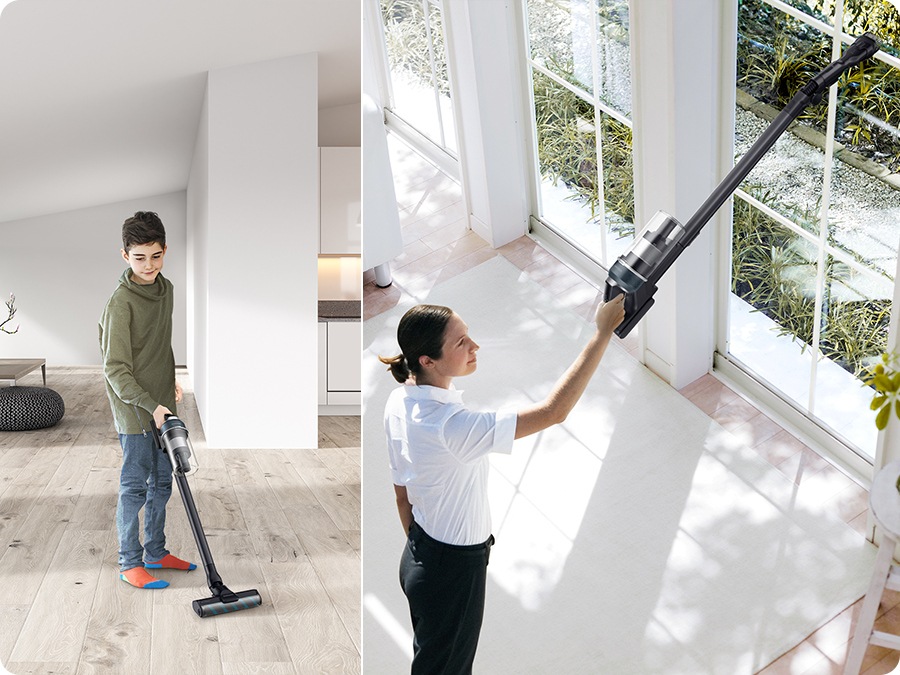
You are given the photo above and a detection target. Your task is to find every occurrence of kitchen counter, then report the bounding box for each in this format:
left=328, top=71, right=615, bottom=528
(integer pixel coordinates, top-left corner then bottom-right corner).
left=318, top=300, right=360, bottom=321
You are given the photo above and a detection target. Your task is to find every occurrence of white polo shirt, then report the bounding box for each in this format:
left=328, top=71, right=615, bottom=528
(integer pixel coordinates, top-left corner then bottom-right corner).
left=384, top=383, right=518, bottom=546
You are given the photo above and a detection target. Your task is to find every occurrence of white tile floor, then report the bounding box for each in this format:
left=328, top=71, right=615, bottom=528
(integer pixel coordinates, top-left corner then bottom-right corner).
left=363, top=131, right=898, bottom=674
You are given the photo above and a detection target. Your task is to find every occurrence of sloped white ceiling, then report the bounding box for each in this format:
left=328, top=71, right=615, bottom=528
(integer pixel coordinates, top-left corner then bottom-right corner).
left=0, top=0, right=360, bottom=224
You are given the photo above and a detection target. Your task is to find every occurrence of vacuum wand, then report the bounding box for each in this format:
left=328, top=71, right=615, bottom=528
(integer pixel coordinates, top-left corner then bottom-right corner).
left=603, top=32, right=881, bottom=338
left=152, top=415, right=262, bottom=617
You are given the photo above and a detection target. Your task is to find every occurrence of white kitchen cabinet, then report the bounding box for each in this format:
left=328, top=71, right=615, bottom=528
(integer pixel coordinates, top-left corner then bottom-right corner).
left=320, top=147, right=361, bottom=254
left=327, top=321, right=361, bottom=392
left=318, top=322, right=328, bottom=405
left=319, top=320, right=360, bottom=408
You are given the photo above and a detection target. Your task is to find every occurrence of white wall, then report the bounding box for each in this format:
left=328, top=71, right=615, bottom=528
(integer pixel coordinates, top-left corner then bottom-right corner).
left=187, top=84, right=210, bottom=413
left=0, top=191, right=187, bottom=366
left=187, top=53, right=319, bottom=449
left=319, top=102, right=361, bottom=146
left=630, top=0, right=736, bottom=389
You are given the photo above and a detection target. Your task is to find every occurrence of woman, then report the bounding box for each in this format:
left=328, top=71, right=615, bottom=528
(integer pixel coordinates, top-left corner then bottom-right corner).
left=379, top=294, right=626, bottom=674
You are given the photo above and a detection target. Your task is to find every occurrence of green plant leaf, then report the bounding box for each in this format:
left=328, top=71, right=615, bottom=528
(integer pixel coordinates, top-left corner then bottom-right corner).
left=872, top=395, right=888, bottom=411
left=877, top=403, right=892, bottom=430
left=875, top=374, right=894, bottom=392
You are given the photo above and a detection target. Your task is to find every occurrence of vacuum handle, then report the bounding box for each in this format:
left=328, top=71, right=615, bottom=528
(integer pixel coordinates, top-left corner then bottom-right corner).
left=149, top=412, right=175, bottom=449
left=807, top=32, right=880, bottom=96
left=681, top=31, right=880, bottom=247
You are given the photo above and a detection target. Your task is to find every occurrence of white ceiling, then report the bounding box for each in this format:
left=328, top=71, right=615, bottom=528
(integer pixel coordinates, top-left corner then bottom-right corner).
left=0, top=0, right=360, bottom=224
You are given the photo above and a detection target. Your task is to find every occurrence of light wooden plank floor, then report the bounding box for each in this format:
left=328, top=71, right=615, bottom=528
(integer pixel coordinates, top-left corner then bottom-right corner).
left=0, top=368, right=360, bottom=675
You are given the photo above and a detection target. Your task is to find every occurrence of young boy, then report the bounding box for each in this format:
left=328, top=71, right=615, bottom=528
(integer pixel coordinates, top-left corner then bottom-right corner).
left=99, top=211, right=195, bottom=589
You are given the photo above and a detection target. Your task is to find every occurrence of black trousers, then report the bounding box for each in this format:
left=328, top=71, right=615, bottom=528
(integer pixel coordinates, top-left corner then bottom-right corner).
left=399, top=521, right=494, bottom=675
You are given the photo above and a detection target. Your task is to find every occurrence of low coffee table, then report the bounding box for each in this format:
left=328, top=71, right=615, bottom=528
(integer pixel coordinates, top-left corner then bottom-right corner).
left=0, top=359, right=47, bottom=387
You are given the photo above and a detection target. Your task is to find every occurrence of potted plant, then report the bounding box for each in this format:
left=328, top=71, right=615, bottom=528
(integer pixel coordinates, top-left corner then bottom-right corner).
left=868, top=352, right=900, bottom=431
left=867, top=353, right=900, bottom=490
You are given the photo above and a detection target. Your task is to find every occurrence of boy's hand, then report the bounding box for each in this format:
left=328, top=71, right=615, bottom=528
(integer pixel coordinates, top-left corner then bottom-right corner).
left=153, top=405, right=173, bottom=429
left=595, top=294, right=626, bottom=335
left=175, top=380, right=183, bottom=404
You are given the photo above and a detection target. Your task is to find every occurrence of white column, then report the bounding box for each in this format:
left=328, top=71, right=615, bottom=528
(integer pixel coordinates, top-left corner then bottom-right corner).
left=629, top=0, right=737, bottom=389
left=188, top=53, right=319, bottom=449
left=442, top=0, right=529, bottom=249
left=362, top=0, right=403, bottom=277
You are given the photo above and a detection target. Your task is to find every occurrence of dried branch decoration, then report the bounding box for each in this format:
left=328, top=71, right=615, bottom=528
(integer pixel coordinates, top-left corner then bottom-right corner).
left=1, top=293, right=19, bottom=335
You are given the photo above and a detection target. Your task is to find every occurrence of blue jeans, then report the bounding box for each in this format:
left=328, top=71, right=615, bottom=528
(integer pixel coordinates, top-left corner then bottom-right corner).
left=116, top=432, right=172, bottom=571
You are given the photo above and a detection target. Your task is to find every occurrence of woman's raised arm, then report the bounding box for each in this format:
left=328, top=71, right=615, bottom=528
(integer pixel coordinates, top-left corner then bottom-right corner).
left=515, top=294, right=625, bottom=440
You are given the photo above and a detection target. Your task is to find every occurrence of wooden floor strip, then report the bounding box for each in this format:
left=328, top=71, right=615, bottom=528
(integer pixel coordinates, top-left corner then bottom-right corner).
left=79, top=530, right=153, bottom=675
left=262, top=561, right=360, bottom=675
left=0, top=368, right=360, bottom=674
left=8, top=528, right=106, bottom=663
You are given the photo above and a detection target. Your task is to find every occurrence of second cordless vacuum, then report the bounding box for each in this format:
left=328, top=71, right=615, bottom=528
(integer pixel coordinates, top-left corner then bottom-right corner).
left=603, top=32, right=882, bottom=337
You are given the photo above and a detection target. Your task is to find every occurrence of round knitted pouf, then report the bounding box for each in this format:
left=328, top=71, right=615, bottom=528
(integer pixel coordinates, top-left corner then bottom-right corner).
left=0, top=386, right=65, bottom=431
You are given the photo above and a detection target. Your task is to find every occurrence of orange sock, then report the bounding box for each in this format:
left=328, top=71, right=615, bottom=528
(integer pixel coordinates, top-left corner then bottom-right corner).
left=120, top=567, right=169, bottom=589
left=144, top=553, right=196, bottom=571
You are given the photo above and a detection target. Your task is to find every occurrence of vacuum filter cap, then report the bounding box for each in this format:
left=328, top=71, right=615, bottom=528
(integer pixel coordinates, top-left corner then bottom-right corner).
left=607, top=211, right=686, bottom=294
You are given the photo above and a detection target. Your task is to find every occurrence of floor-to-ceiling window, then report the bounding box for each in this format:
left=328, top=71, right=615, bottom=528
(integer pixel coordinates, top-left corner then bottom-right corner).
left=378, top=0, right=457, bottom=159
left=524, top=0, right=634, bottom=271
left=723, top=0, right=900, bottom=459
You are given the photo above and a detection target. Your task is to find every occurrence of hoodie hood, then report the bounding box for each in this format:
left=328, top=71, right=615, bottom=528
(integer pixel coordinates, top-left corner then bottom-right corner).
left=118, top=268, right=170, bottom=301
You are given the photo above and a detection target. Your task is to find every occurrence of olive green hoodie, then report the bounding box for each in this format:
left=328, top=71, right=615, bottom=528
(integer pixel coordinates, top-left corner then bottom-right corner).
left=99, top=269, right=176, bottom=434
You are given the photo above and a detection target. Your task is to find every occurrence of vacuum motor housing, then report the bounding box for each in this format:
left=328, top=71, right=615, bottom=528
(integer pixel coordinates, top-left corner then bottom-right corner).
left=159, top=416, right=198, bottom=475
left=607, top=211, right=685, bottom=294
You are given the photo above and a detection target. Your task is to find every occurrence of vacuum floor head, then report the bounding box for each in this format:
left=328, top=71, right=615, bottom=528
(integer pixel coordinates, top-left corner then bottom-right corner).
left=193, top=588, right=262, bottom=617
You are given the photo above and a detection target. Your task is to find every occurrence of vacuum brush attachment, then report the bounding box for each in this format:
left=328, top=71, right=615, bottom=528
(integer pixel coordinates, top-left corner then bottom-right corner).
left=193, top=587, right=262, bottom=617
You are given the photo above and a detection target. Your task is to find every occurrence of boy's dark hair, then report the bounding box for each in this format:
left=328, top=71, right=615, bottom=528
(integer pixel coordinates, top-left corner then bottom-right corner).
left=122, top=211, right=166, bottom=252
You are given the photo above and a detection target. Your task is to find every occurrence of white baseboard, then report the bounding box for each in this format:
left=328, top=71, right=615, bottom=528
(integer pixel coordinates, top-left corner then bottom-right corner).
left=319, top=405, right=361, bottom=416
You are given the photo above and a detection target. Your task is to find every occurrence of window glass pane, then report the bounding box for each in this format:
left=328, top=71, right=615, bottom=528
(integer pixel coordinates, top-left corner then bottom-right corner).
left=842, top=0, right=900, bottom=56
left=736, top=0, right=831, bottom=234
left=600, top=111, right=635, bottom=259
left=730, top=198, right=814, bottom=407
left=595, top=0, right=631, bottom=116
left=533, top=70, right=604, bottom=261
left=528, top=0, right=595, bottom=96
left=780, top=0, right=835, bottom=26
left=831, top=54, right=900, bottom=277
left=814, top=269, right=891, bottom=454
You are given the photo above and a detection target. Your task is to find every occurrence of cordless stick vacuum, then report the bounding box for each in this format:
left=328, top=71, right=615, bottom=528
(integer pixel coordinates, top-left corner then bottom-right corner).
left=152, top=415, right=262, bottom=617
left=604, top=32, right=882, bottom=337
